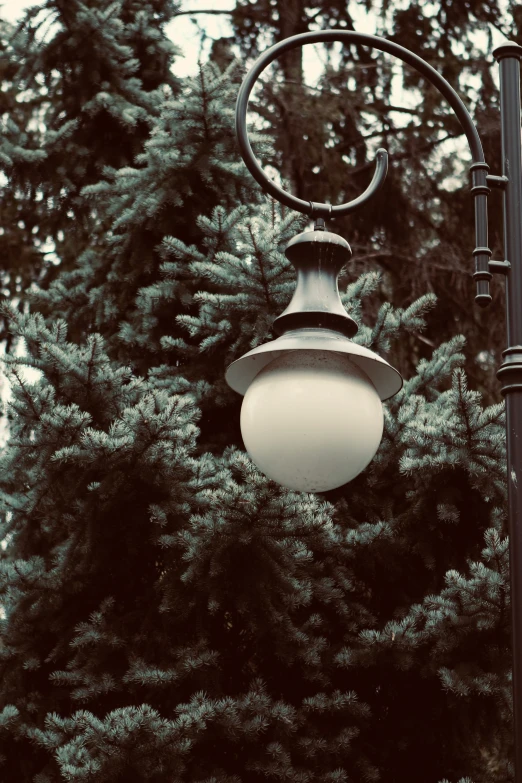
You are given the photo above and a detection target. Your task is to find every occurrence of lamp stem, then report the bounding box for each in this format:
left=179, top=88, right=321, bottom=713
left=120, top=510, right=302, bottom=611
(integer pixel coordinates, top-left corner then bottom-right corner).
left=494, top=42, right=522, bottom=782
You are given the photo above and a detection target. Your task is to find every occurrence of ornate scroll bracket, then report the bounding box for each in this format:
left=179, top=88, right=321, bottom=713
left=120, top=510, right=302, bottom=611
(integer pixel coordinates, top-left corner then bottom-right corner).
left=235, top=30, right=493, bottom=303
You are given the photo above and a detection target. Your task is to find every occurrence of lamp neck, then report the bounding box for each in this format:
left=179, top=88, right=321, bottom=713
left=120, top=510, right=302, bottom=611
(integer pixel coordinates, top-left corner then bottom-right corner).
left=272, top=228, right=359, bottom=338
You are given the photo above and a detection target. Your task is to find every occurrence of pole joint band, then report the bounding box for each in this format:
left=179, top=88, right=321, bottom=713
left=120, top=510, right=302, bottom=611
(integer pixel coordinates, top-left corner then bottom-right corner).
left=497, top=347, right=522, bottom=394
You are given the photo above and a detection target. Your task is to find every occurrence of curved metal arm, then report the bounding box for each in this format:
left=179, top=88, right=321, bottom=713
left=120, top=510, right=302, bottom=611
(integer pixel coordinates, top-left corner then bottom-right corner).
left=236, top=30, right=491, bottom=303
left=237, top=70, right=388, bottom=218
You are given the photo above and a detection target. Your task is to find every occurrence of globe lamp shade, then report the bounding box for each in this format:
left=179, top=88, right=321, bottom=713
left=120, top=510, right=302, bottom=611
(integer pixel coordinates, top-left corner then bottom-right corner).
left=240, top=349, right=384, bottom=492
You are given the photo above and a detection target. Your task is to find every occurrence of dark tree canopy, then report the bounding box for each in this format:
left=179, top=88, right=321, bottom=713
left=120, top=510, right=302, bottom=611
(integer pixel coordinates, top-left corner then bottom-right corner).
left=0, top=1, right=517, bottom=782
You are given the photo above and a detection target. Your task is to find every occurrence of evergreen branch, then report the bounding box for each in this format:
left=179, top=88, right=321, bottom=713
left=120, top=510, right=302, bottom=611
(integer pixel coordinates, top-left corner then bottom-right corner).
left=272, top=67, right=382, bottom=92
left=351, top=252, right=395, bottom=264
left=173, top=9, right=234, bottom=16
left=456, top=371, right=474, bottom=446
left=414, top=333, right=436, bottom=348
left=361, top=125, right=422, bottom=142
left=365, top=103, right=425, bottom=116
left=387, top=133, right=463, bottom=162
left=428, top=263, right=469, bottom=274
left=489, top=20, right=512, bottom=39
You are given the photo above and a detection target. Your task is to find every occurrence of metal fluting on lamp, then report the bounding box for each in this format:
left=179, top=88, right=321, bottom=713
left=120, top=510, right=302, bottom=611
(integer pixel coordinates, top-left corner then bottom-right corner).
left=225, top=226, right=402, bottom=492
left=273, top=228, right=358, bottom=337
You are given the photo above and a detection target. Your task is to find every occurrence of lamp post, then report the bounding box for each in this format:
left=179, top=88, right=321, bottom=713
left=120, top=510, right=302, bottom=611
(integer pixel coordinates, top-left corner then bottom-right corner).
left=225, top=31, right=522, bottom=779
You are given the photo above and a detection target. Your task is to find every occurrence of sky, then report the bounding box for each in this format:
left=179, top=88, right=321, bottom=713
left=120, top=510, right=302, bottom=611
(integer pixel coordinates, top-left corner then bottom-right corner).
left=0, top=1, right=239, bottom=75
left=0, top=1, right=507, bottom=90
left=0, top=0, right=29, bottom=22
left=0, top=0, right=506, bottom=122
left=0, top=0, right=382, bottom=80
left=0, top=0, right=508, bottom=73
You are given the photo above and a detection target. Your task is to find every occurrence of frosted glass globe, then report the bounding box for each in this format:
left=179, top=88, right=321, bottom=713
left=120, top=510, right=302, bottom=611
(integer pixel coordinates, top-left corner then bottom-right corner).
left=240, top=349, right=384, bottom=492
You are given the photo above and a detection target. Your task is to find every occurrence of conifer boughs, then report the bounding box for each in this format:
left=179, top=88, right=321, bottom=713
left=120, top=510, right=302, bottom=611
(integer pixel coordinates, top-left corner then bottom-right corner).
left=0, top=1, right=515, bottom=781
left=0, top=0, right=181, bottom=341
left=33, top=62, right=257, bottom=365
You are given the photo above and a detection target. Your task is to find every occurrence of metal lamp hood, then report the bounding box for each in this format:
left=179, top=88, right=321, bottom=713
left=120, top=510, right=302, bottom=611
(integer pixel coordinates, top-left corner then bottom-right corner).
left=225, top=327, right=402, bottom=401
left=225, top=227, right=403, bottom=401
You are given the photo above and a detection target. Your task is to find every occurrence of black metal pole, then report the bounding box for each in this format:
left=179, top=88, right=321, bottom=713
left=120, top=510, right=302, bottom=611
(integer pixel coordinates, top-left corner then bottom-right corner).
left=494, top=42, right=522, bottom=783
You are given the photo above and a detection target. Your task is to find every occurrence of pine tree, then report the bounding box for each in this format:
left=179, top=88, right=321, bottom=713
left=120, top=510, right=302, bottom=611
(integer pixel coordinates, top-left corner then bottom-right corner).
left=0, top=1, right=513, bottom=782
left=0, top=0, right=180, bottom=341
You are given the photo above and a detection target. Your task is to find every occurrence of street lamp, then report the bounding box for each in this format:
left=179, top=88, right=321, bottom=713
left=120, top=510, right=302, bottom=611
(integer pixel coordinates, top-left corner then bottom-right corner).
left=226, top=225, right=401, bottom=492
left=225, top=30, right=522, bottom=780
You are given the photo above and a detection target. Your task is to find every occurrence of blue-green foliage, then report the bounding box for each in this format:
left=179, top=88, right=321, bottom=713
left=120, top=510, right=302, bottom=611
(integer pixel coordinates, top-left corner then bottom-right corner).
left=0, top=4, right=511, bottom=781
left=0, top=0, right=180, bottom=320
left=34, top=62, right=260, bottom=361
